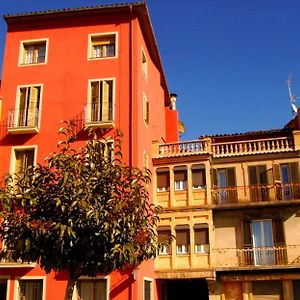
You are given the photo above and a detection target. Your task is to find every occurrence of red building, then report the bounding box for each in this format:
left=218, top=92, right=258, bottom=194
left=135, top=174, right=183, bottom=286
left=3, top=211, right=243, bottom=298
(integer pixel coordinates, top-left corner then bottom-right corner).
left=0, top=2, right=180, bottom=300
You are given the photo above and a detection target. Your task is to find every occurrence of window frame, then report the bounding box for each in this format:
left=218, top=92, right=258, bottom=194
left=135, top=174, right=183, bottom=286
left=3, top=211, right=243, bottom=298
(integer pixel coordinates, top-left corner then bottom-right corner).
left=175, top=225, right=190, bottom=254
left=14, top=276, right=46, bottom=300
left=141, top=48, right=148, bottom=79
left=10, top=146, right=37, bottom=176
left=174, top=168, right=188, bottom=191
left=19, top=39, right=48, bottom=66
left=88, top=32, right=118, bottom=60
left=143, top=278, right=153, bottom=300
left=156, top=169, right=170, bottom=192
left=73, top=276, right=109, bottom=300
left=0, top=276, right=10, bottom=300
left=143, top=93, right=149, bottom=126
left=86, top=78, right=116, bottom=126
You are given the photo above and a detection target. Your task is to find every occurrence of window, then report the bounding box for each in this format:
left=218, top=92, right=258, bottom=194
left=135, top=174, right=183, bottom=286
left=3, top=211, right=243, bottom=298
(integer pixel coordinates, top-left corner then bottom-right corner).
left=86, top=79, right=114, bottom=126
left=143, top=94, right=149, bottom=125
left=174, top=167, right=187, bottom=191
left=157, top=226, right=171, bottom=255
left=273, top=162, right=300, bottom=200
left=212, top=167, right=237, bottom=204
left=76, top=279, right=107, bottom=300
left=242, top=219, right=286, bottom=266
left=14, top=148, right=35, bottom=175
left=144, top=279, right=152, bottom=300
left=248, top=165, right=269, bottom=201
left=89, top=34, right=116, bottom=59
left=0, top=279, right=7, bottom=300
left=18, top=279, right=43, bottom=300
left=143, top=151, right=149, bottom=170
left=141, top=49, right=148, bottom=78
left=194, top=224, right=209, bottom=254
left=175, top=225, right=189, bottom=254
left=9, top=86, right=41, bottom=131
left=20, top=40, right=47, bottom=65
left=192, top=166, right=206, bottom=189
left=156, top=169, right=170, bottom=192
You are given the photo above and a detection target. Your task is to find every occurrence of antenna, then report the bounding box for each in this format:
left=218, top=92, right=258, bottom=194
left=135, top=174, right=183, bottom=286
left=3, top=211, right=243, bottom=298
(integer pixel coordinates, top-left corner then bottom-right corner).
left=287, top=73, right=299, bottom=116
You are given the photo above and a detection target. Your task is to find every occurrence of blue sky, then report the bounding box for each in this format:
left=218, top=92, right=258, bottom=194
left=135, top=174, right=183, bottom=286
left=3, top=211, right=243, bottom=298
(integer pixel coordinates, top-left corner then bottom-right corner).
left=1, top=0, right=300, bottom=140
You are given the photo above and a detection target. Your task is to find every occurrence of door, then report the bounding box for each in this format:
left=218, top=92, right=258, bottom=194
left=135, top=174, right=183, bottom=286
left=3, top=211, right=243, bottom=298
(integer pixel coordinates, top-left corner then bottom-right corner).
left=280, top=165, right=291, bottom=200
left=252, top=220, right=275, bottom=265
left=217, top=169, right=227, bottom=203
left=0, top=280, right=7, bottom=300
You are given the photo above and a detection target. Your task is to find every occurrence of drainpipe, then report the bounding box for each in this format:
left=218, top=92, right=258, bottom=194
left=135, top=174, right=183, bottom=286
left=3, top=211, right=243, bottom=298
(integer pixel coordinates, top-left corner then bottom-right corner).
left=129, top=4, right=133, bottom=167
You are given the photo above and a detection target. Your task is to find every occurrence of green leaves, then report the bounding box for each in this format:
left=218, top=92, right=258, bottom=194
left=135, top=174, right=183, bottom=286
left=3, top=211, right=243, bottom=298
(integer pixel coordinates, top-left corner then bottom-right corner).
left=0, top=121, right=160, bottom=282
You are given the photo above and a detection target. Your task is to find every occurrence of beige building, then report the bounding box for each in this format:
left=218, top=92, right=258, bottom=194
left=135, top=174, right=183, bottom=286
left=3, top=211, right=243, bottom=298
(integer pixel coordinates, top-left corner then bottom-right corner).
left=152, top=112, right=300, bottom=300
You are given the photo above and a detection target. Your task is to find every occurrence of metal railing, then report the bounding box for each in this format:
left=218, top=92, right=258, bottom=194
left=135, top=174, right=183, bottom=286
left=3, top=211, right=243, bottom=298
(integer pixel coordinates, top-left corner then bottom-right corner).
left=84, top=102, right=114, bottom=124
left=8, top=108, right=40, bottom=129
left=212, top=182, right=300, bottom=205
left=213, top=245, right=300, bottom=268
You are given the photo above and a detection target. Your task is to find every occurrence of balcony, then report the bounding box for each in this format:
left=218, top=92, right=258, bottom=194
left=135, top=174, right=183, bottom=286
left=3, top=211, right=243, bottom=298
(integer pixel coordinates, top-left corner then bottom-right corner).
left=212, top=182, right=300, bottom=206
left=84, top=102, right=114, bottom=129
left=213, top=245, right=300, bottom=270
left=154, top=137, right=295, bottom=159
left=8, top=108, right=40, bottom=134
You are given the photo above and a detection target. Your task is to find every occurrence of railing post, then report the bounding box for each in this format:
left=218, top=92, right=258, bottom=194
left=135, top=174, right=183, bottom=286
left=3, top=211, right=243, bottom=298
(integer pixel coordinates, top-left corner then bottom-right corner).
left=152, top=140, right=160, bottom=158
left=203, top=138, right=212, bottom=154
left=293, top=130, right=300, bottom=150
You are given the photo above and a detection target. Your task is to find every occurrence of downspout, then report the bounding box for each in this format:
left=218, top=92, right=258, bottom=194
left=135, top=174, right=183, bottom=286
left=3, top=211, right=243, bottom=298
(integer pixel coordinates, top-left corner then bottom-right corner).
left=129, top=4, right=133, bottom=167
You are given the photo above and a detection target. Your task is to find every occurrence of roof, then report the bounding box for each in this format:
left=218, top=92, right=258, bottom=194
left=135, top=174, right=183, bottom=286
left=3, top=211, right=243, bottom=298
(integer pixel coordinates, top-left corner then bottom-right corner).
left=4, top=2, right=171, bottom=105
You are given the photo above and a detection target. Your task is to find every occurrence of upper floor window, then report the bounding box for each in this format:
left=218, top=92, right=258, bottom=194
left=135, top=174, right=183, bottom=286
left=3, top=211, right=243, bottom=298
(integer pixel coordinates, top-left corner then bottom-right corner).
left=174, top=167, right=187, bottom=191
left=144, top=279, right=152, bottom=300
left=157, top=226, right=171, bottom=255
left=76, top=278, right=107, bottom=300
left=20, top=40, right=47, bottom=65
left=192, top=165, right=206, bottom=189
left=248, top=165, right=268, bottom=201
left=85, top=79, right=114, bottom=127
left=156, top=168, right=170, bottom=192
left=14, top=149, right=35, bottom=175
left=194, top=224, right=209, bottom=254
left=141, top=49, right=148, bottom=79
left=17, top=279, right=43, bottom=300
left=89, top=33, right=116, bottom=59
left=143, top=94, right=149, bottom=125
left=175, top=225, right=190, bottom=254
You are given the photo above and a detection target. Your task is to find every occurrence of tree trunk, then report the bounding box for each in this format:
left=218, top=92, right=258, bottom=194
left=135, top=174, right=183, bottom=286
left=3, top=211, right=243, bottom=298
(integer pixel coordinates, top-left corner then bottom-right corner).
left=64, top=277, right=76, bottom=300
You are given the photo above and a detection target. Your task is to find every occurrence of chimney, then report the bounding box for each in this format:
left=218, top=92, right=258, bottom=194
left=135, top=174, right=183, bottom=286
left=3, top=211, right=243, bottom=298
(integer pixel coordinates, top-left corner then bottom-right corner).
left=170, top=93, right=177, bottom=110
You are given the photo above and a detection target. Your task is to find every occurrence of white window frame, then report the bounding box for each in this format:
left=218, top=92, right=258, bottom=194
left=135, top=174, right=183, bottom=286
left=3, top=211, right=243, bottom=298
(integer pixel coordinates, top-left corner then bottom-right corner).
left=143, top=93, right=149, bottom=126
left=143, top=277, right=153, bottom=300
left=88, top=32, right=118, bottom=60
left=0, top=276, right=11, bottom=300
left=194, top=244, right=209, bottom=254
left=176, top=244, right=189, bottom=254
left=72, top=276, right=109, bottom=300
left=14, top=276, right=46, bottom=300
left=86, top=78, right=116, bottom=124
left=174, top=180, right=187, bottom=191
left=18, top=38, right=48, bottom=66
left=10, top=145, right=38, bottom=175
left=141, top=48, right=148, bottom=79
left=14, top=84, right=43, bottom=130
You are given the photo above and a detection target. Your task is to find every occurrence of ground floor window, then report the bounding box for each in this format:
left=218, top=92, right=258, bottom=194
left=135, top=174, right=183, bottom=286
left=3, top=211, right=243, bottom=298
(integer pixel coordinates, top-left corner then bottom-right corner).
left=18, top=279, right=43, bottom=300
left=144, top=279, right=152, bottom=300
left=77, top=279, right=107, bottom=300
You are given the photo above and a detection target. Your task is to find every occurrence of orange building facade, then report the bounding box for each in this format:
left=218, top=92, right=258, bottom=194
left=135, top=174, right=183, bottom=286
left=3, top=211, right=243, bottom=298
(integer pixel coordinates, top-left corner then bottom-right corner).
left=0, top=3, right=179, bottom=300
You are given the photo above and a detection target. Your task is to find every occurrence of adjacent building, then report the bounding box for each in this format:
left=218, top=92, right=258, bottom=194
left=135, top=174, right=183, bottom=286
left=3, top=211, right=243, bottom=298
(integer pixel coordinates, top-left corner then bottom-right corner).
left=0, top=3, right=180, bottom=300
left=153, top=112, right=300, bottom=300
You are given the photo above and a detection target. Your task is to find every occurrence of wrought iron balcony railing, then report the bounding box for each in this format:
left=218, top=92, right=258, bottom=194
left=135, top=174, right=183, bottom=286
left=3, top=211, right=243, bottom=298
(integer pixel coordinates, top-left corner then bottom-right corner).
left=213, top=245, right=300, bottom=269
left=84, top=102, right=114, bottom=127
left=212, top=182, right=300, bottom=205
left=8, top=108, right=40, bottom=132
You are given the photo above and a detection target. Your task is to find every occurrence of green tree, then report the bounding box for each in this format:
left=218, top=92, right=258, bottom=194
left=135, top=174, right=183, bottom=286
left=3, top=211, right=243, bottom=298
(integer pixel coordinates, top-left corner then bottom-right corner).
left=0, top=122, right=161, bottom=300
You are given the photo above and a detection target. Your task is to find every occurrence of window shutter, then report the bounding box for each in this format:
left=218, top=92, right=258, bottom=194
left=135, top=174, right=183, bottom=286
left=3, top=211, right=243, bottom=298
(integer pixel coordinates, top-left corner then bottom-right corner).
left=157, top=172, right=169, bottom=189
left=273, top=164, right=281, bottom=183
left=242, top=220, right=252, bottom=247
left=174, top=170, right=187, bottom=182
left=290, top=162, right=299, bottom=183
left=258, top=165, right=267, bottom=184
left=273, top=219, right=285, bottom=246
left=158, top=230, right=171, bottom=243
left=192, top=169, right=205, bottom=187
left=194, top=228, right=208, bottom=245
left=15, top=151, right=24, bottom=174
left=176, top=230, right=189, bottom=245
left=248, top=166, right=257, bottom=185
left=26, top=150, right=34, bottom=169
left=226, top=168, right=236, bottom=187
left=28, top=87, right=40, bottom=126
left=212, top=169, right=217, bottom=187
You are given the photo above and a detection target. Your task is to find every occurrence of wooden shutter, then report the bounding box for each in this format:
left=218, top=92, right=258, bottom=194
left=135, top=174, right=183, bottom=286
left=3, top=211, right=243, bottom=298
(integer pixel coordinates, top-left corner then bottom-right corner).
left=25, top=150, right=34, bottom=169
left=249, top=166, right=258, bottom=185
left=15, top=151, right=24, bottom=174
left=242, top=220, right=252, bottom=247
left=290, top=162, right=299, bottom=183
left=258, top=165, right=267, bottom=184
left=101, top=80, right=109, bottom=121
left=226, top=168, right=236, bottom=187
left=174, top=170, right=187, bottom=182
left=273, top=164, right=281, bottom=183
left=273, top=219, right=285, bottom=246
left=175, top=225, right=189, bottom=245
left=157, top=172, right=169, bottom=189
left=212, top=169, right=217, bottom=187
left=192, top=169, right=205, bottom=187
left=194, top=228, right=208, bottom=244
left=28, top=87, right=40, bottom=126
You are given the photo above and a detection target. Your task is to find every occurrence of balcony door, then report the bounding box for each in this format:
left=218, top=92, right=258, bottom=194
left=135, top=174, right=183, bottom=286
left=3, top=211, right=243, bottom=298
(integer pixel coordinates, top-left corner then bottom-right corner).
left=251, top=220, right=275, bottom=266
left=213, top=168, right=236, bottom=204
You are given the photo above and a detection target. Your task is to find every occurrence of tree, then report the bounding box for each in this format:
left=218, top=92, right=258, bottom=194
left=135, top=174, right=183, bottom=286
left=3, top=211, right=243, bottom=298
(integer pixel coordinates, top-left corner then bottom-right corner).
left=0, top=122, right=161, bottom=300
